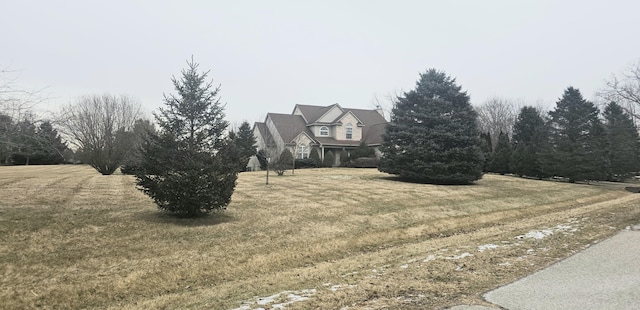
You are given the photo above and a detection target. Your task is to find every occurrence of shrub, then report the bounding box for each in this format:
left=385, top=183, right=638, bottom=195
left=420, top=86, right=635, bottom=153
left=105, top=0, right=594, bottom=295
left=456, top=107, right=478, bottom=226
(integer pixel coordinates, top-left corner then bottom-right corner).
left=347, top=157, right=379, bottom=168
left=309, top=148, right=321, bottom=166
left=273, top=149, right=293, bottom=176
left=339, top=149, right=349, bottom=167
left=323, top=151, right=335, bottom=167
left=351, top=141, right=375, bottom=159
left=294, top=158, right=318, bottom=169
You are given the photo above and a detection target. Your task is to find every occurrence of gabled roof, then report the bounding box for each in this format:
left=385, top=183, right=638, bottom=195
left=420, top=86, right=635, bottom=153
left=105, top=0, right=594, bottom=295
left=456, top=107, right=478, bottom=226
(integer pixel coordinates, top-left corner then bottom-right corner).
left=294, top=104, right=337, bottom=124
left=344, top=108, right=387, bottom=127
left=335, top=110, right=364, bottom=126
left=267, top=113, right=314, bottom=144
left=347, top=109, right=388, bottom=145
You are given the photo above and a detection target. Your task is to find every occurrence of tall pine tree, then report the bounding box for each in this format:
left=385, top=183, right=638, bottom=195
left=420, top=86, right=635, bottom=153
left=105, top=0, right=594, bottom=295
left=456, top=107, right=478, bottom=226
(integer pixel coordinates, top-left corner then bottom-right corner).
left=603, top=101, right=640, bottom=180
left=235, top=121, right=256, bottom=162
left=479, top=131, right=493, bottom=172
left=510, top=106, right=547, bottom=178
left=545, top=87, right=604, bottom=182
left=31, top=121, right=67, bottom=164
left=135, top=58, right=238, bottom=216
left=488, top=131, right=511, bottom=174
left=379, top=69, right=484, bottom=184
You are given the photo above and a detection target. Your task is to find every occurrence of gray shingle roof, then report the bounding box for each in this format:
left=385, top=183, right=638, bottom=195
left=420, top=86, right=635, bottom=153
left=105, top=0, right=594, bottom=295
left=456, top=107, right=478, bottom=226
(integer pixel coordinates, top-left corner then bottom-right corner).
left=294, top=104, right=335, bottom=123
left=345, top=108, right=387, bottom=145
left=267, top=113, right=313, bottom=144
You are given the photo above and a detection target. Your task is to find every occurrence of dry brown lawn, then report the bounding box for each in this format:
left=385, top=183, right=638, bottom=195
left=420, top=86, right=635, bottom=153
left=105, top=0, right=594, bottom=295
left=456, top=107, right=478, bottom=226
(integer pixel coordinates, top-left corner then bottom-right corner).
left=1, top=165, right=639, bottom=309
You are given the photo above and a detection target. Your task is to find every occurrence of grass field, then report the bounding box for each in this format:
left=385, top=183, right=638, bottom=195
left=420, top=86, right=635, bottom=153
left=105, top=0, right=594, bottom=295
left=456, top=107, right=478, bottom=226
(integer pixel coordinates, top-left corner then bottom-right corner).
left=1, top=165, right=639, bottom=309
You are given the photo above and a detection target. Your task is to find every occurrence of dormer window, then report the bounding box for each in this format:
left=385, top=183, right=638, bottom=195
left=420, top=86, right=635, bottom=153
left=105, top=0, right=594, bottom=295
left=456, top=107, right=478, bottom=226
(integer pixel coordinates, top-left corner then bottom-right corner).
left=346, top=123, right=353, bottom=139
left=320, top=126, right=329, bottom=136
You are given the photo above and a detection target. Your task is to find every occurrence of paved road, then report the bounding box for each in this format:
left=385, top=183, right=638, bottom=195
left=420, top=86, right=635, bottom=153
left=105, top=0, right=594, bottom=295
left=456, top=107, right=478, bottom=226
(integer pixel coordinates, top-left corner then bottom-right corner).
left=450, top=224, right=640, bottom=310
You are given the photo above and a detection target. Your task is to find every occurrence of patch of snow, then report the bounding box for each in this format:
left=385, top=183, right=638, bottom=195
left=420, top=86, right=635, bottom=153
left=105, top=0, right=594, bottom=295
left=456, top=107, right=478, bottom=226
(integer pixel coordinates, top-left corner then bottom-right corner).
left=516, top=229, right=553, bottom=240
left=256, top=293, right=280, bottom=305
left=423, top=254, right=437, bottom=262
left=445, top=252, right=473, bottom=260
left=555, top=224, right=573, bottom=231
left=329, top=284, right=357, bottom=292
left=400, top=264, right=409, bottom=269
left=231, top=289, right=316, bottom=310
left=477, top=244, right=499, bottom=252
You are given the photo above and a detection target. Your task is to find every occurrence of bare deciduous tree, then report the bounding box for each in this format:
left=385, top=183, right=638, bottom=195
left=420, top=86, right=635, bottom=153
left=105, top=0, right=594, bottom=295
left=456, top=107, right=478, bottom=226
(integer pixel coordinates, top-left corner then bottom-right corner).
left=0, top=68, right=47, bottom=164
left=599, top=60, right=640, bottom=126
left=371, top=91, right=401, bottom=122
left=476, top=97, right=520, bottom=149
left=58, top=94, right=141, bottom=175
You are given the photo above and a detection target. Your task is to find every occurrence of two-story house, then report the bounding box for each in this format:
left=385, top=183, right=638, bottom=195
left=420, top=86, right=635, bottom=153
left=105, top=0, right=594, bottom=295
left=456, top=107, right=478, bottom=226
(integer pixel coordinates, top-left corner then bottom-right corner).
left=252, top=103, right=388, bottom=167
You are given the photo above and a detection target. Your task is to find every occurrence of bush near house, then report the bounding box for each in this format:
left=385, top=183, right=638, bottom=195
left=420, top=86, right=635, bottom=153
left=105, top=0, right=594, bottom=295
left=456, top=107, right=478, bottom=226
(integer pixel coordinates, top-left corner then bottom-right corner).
left=339, top=149, right=349, bottom=167
left=309, top=148, right=322, bottom=166
left=295, top=158, right=318, bottom=169
left=273, top=149, right=293, bottom=176
left=323, top=151, right=335, bottom=167
left=347, top=157, right=379, bottom=168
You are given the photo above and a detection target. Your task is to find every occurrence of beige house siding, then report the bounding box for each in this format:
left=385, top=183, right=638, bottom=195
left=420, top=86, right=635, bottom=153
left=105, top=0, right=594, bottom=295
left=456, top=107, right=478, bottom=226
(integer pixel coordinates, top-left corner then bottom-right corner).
left=253, top=126, right=266, bottom=150
left=289, top=133, right=314, bottom=158
left=335, top=113, right=362, bottom=141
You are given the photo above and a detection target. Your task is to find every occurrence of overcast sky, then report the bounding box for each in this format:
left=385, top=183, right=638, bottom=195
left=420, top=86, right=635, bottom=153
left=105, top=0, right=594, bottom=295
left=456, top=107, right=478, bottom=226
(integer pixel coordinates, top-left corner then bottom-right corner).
left=2, top=0, right=639, bottom=125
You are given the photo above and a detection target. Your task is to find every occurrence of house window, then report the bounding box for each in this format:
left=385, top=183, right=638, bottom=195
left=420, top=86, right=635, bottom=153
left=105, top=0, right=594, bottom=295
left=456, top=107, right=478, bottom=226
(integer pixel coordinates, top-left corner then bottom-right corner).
left=297, top=145, right=308, bottom=159
left=346, top=123, right=353, bottom=139
left=320, top=126, right=329, bottom=136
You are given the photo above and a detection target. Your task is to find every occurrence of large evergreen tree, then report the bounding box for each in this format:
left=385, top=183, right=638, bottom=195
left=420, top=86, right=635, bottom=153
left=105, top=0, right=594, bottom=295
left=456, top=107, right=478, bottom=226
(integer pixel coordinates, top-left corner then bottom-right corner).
left=135, top=59, right=238, bottom=216
left=379, top=69, right=484, bottom=184
left=545, top=87, right=604, bottom=182
left=510, top=106, right=547, bottom=178
left=603, top=101, right=640, bottom=180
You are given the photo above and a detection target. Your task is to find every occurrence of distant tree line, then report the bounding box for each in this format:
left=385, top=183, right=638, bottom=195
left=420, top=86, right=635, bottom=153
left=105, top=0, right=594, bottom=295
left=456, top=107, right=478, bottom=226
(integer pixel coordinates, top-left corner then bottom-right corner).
left=0, top=116, right=69, bottom=165
left=1, top=68, right=69, bottom=165
left=480, top=88, right=640, bottom=182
